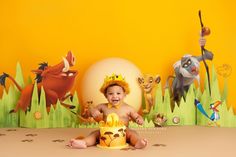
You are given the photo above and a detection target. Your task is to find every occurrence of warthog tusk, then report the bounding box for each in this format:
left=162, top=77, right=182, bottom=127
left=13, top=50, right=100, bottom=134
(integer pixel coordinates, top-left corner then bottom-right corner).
left=62, top=57, right=69, bottom=72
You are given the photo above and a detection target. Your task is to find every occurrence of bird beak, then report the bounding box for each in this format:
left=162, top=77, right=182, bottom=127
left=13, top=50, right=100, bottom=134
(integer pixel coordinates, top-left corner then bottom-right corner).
left=214, top=101, right=222, bottom=108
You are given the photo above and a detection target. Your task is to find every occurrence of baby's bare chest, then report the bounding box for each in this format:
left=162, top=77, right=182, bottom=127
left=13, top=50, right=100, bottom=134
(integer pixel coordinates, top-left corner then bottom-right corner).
left=102, top=107, right=130, bottom=120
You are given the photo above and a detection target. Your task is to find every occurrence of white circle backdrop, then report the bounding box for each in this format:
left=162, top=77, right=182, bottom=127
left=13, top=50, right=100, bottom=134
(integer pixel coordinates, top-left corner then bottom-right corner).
left=81, top=58, right=142, bottom=111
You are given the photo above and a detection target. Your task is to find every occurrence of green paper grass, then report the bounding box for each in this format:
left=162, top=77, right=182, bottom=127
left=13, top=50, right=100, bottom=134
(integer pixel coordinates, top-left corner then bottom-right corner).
left=143, top=64, right=235, bottom=127
left=0, top=63, right=235, bottom=128
left=0, top=63, right=80, bottom=128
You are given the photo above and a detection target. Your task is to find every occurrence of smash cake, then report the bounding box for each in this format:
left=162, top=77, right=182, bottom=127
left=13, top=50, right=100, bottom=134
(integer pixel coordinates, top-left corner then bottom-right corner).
left=97, top=113, right=128, bottom=149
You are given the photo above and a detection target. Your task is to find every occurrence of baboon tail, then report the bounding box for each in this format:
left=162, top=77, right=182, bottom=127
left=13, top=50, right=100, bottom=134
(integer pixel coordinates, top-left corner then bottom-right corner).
left=165, top=75, right=175, bottom=89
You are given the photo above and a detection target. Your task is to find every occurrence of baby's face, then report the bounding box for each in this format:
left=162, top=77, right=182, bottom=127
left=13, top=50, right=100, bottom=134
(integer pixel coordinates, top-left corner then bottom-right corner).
left=105, top=85, right=126, bottom=105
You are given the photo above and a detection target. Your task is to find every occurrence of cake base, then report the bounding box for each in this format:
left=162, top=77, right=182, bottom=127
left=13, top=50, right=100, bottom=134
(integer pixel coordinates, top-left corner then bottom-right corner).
left=97, top=143, right=129, bottom=149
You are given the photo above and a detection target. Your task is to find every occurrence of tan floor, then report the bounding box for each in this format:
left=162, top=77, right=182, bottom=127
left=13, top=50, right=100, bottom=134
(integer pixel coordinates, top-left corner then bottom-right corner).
left=0, top=126, right=235, bottom=157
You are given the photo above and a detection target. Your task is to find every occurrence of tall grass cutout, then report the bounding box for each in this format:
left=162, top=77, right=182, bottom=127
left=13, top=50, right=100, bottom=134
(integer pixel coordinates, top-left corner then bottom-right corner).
left=0, top=63, right=235, bottom=128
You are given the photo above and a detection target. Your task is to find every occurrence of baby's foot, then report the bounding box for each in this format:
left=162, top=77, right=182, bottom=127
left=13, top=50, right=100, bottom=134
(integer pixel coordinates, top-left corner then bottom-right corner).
left=135, top=138, right=148, bottom=149
left=67, top=139, right=87, bottom=149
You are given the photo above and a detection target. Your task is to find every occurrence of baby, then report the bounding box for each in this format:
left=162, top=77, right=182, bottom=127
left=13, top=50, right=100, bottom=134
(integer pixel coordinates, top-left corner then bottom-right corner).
left=67, top=74, right=147, bottom=149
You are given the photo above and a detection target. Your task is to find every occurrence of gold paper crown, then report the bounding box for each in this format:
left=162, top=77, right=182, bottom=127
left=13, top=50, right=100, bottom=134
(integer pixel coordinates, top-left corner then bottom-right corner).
left=100, top=74, right=130, bottom=94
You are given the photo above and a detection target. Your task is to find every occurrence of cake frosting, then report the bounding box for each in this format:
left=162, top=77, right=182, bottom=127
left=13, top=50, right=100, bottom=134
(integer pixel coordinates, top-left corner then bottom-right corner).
left=97, top=113, right=128, bottom=149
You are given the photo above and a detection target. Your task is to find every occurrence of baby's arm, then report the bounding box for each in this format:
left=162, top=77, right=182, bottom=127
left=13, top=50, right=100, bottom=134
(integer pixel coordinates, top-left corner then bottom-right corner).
left=129, top=107, right=144, bottom=125
left=90, top=104, right=104, bottom=122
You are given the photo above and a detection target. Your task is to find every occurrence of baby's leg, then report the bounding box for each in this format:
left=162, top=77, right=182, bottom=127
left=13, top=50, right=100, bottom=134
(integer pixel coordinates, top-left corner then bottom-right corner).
left=68, top=130, right=100, bottom=149
left=126, top=129, right=148, bottom=149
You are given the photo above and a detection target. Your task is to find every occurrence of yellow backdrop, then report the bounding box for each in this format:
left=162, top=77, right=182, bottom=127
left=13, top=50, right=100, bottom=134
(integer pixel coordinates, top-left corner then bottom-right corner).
left=0, top=0, right=235, bottom=111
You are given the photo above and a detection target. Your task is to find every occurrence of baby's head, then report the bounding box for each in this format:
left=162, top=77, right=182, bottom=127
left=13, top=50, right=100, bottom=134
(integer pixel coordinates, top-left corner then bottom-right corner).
left=100, top=74, right=130, bottom=105
left=104, top=84, right=126, bottom=105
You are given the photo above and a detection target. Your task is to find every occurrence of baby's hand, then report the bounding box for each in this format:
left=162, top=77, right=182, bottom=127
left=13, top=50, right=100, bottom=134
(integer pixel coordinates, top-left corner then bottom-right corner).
left=136, top=116, right=144, bottom=125
left=91, top=110, right=103, bottom=122
left=91, top=110, right=101, bottom=118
